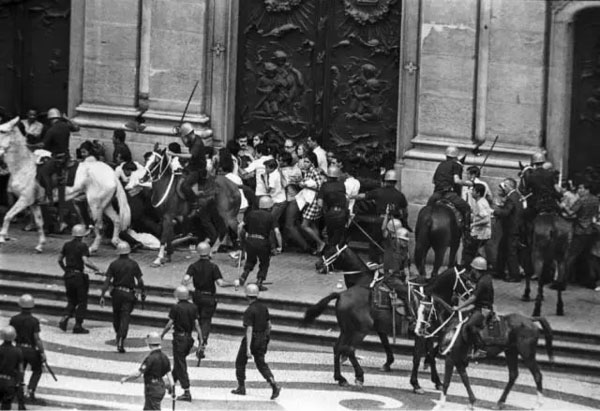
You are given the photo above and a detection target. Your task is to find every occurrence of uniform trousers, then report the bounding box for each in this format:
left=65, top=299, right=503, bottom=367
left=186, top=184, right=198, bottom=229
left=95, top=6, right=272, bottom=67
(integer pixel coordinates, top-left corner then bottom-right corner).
left=20, top=347, right=42, bottom=392
left=324, top=209, right=347, bottom=247
left=192, top=293, right=217, bottom=344
left=111, top=289, right=135, bottom=340
left=243, top=238, right=270, bottom=281
left=464, top=308, right=486, bottom=347
left=64, top=272, right=89, bottom=325
left=172, top=333, right=194, bottom=390
left=0, top=379, right=16, bottom=410
left=143, top=380, right=166, bottom=410
left=235, top=335, right=274, bottom=386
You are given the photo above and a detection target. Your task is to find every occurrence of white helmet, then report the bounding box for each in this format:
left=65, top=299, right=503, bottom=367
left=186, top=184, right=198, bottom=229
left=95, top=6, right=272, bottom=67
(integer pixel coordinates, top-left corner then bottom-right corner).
left=383, top=170, right=398, bottom=182
left=445, top=146, right=459, bottom=158
left=470, top=256, right=487, bottom=271
left=258, top=196, right=274, bottom=209
left=179, top=122, right=195, bottom=138
left=47, top=108, right=61, bottom=120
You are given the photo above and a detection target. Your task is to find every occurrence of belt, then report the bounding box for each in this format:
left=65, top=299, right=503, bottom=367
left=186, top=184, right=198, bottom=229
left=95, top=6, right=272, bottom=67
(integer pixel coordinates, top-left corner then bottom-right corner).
left=0, top=375, right=13, bottom=381
left=252, top=331, right=268, bottom=337
left=114, top=286, right=134, bottom=293
left=148, top=378, right=164, bottom=384
left=248, top=234, right=266, bottom=240
left=329, top=206, right=344, bottom=212
left=196, top=291, right=215, bottom=296
left=174, top=331, right=192, bottom=336
left=17, top=343, right=34, bottom=348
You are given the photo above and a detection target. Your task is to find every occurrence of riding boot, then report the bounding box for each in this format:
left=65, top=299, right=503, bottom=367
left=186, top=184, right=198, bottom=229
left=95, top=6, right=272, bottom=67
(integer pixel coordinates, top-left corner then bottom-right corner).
left=176, top=389, right=192, bottom=402
left=238, top=271, right=249, bottom=287
left=231, top=385, right=246, bottom=395
left=58, top=316, right=69, bottom=332
left=257, top=278, right=268, bottom=292
left=268, top=378, right=281, bottom=400
left=469, top=330, right=487, bottom=360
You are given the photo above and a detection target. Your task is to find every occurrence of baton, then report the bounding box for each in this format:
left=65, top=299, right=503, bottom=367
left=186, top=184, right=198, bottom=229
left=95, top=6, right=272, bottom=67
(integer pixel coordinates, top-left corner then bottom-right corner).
left=479, top=135, right=499, bottom=173
left=177, top=81, right=199, bottom=129
left=172, top=385, right=176, bottom=411
left=351, top=219, right=385, bottom=253
left=44, top=360, right=58, bottom=381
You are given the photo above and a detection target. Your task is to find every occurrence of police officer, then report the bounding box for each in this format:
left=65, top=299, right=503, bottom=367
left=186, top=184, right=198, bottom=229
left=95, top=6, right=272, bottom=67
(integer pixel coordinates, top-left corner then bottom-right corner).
left=317, top=165, right=348, bottom=247
left=231, top=284, right=281, bottom=400
left=0, top=326, right=24, bottom=411
left=121, top=332, right=174, bottom=411
left=182, top=241, right=231, bottom=354
left=452, top=257, right=494, bottom=360
left=236, top=196, right=282, bottom=291
left=169, top=122, right=207, bottom=216
left=427, top=146, right=472, bottom=233
left=352, top=170, right=409, bottom=263
left=58, top=224, right=101, bottom=334
left=160, top=286, right=202, bottom=403
left=9, top=295, right=45, bottom=405
left=524, top=152, right=561, bottom=215
left=100, top=242, right=145, bottom=353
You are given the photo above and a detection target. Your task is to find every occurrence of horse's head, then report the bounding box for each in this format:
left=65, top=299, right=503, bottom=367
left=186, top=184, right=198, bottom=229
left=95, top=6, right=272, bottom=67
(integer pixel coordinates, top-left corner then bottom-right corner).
left=0, top=117, right=22, bottom=159
left=518, top=161, right=534, bottom=192
left=414, top=299, right=434, bottom=337
left=144, top=148, right=170, bottom=182
left=316, top=244, right=374, bottom=286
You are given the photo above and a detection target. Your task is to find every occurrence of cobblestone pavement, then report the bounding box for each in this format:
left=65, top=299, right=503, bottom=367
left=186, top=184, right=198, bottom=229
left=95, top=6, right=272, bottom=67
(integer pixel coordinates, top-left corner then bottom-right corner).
left=1, top=312, right=598, bottom=411
left=1, top=227, right=599, bottom=335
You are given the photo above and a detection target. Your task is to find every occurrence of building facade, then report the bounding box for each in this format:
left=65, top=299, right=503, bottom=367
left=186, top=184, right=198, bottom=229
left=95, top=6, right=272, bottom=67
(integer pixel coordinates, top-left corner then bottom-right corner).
left=2, top=0, right=599, bottom=210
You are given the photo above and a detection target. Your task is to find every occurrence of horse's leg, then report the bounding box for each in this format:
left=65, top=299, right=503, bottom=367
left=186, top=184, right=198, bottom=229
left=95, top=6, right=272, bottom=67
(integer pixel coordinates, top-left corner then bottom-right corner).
left=533, top=278, right=543, bottom=317
left=556, top=290, right=564, bottom=316
left=532, top=238, right=545, bottom=316
left=456, top=364, right=476, bottom=409
left=333, top=336, right=347, bottom=386
left=410, top=337, right=425, bottom=394
left=347, top=350, right=364, bottom=387
left=103, top=204, right=121, bottom=247
left=30, top=205, right=46, bottom=253
left=522, top=268, right=531, bottom=302
left=495, top=347, right=519, bottom=409
left=88, top=202, right=104, bottom=253
left=377, top=332, right=394, bottom=372
left=448, top=240, right=459, bottom=269
left=431, top=245, right=445, bottom=277
left=439, top=356, right=455, bottom=407
left=0, top=197, right=30, bottom=244
left=154, top=216, right=172, bottom=266
left=427, top=340, right=443, bottom=390
left=523, top=354, right=544, bottom=409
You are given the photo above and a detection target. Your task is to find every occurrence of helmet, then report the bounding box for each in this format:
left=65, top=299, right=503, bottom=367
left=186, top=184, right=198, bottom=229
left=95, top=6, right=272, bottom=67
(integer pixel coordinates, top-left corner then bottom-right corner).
left=174, top=285, right=190, bottom=300
left=327, top=165, right=342, bottom=178
left=531, top=152, right=546, bottom=165
left=445, top=146, right=459, bottom=158
left=245, top=283, right=260, bottom=297
left=145, top=332, right=161, bottom=346
left=258, top=196, right=274, bottom=209
left=470, top=256, right=488, bottom=271
left=385, top=218, right=402, bottom=233
left=383, top=170, right=397, bottom=182
left=18, top=294, right=35, bottom=309
left=264, top=62, right=277, bottom=72
left=71, top=224, right=90, bottom=237
left=47, top=108, right=61, bottom=120
left=179, top=122, right=194, bottom=138
left=395, top=228, right=410, bottom=241
left=116, top=242, right=131, bottom=255
left=197, top=241, right=211, bottom=256
left=1, top=326, right=16, bottom=342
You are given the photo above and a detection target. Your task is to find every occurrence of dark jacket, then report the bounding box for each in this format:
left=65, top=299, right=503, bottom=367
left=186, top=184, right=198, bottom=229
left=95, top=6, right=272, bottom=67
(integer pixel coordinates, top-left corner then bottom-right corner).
left=493, top=190, right=523, bottom=236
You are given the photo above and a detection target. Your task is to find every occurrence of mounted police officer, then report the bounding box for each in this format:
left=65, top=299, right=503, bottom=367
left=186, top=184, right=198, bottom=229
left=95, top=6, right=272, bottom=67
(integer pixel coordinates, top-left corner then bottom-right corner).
left=160, top=286, right=202, bottom=403
left=236, top=196, right=282, bottom=291
left=231, top=284, right=281, bottom=400
left=0, top=326, right=24, bottom=411
left=9, top=295, right=46, bottom=405
left=523, top=152, right=561, bottom=215
left=317, top=165, right=348, bottom=247
left=427, top=146, right=472, bottom=234
left=452, top=256, right=493, bottom=360
left=58, top=224, right=101, bottom=334
left=120, top=332, right=174, bottom=410
left=182, top=241, right=232, bottom=355
left=100, top=242, right=145, bottom=353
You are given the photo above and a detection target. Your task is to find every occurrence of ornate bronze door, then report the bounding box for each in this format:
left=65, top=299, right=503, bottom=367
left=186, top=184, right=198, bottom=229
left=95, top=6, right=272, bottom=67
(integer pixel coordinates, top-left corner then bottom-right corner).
left=570, top=9, right=600, bottom=178
left=0, top=0, right=70, bottom=116
left=235, top=0, right=400, bottom=165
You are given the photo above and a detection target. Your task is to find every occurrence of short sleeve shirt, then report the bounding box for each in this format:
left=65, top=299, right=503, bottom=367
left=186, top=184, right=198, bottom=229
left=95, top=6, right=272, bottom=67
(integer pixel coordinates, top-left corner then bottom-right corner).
left=43, top=121, right=71, bottom=155
left=10, top=312, right=40, bottom=346
left=365, top=187, right=408, bottom=216
left=168, top=300, right=198, bottom=333
left=106, top=256, right=143, bottom=289
left=473, top=274, right=494, bottom=309
left=61, top=239, right=90, bottom=272
left=140, top=349, right=171, bottom=384
left=244, top=209, right=275, bottom=237
left=433, top=159, right=463, bottom=194
left=243, top=300, right=270, bottom=333
left=0, top=342, right=23, bottom=380
left=186, top=259, right=222, bottom=294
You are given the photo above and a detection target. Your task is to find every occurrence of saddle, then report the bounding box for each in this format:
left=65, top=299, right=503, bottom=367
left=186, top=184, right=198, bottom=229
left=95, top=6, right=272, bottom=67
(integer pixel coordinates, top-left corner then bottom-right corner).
left=480, top=312, right=509, bottom=346
left=370, top=281, right=404, bottom=315
left=436, top=198, right=463, bottom=228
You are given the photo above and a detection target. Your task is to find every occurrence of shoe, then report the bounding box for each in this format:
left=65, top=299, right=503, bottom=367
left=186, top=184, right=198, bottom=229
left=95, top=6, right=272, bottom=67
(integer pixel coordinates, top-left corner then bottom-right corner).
left=176, top=391, right=192, bottom=402
left=231, top=386, right=246, bottom=395
left=58, top=317, right=68, bottom=332
left=28, top=390, right=46, bottom=405
left=72, top=326, right=90, bottom=334
left=270, top=383, right=281, bottom=400
left=117, top=342, right=125, bottom=353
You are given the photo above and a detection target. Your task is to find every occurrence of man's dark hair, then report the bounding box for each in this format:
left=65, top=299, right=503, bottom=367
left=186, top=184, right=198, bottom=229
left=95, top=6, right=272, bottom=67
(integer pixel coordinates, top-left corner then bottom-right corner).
left=113, top=129, right=126, bottom=143
left=306, top=151, right=318, bottom=168
left=264, top=159, right=278, bottom=170
left=279, top=152, right=293, bottom=166
left=467, top=166, right=481, bottom=178
left=307, top=135, right=321, bottom=146
left=473, top=183, right=486, bottom=197
left=226, top=139, right=240, bottom=157
left=123, top=161, right=137, bottom=172
left=255, top=143, right=268, bottom=156
left=580, top=180, right=593, bottom=191
left=219, top=149, right=235, bottom=173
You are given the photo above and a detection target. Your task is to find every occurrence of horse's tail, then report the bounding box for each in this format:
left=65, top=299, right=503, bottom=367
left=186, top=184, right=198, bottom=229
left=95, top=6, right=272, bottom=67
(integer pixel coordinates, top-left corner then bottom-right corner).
left=303, top=293, right=340, bottom=325
left=532, top=316, right=554, bottom=362
left=114, top=175, right=131, bottom=230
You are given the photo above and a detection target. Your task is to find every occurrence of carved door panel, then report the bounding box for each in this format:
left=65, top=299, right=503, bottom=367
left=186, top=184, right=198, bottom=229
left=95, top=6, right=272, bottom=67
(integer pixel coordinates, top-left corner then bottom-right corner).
left=570, top=9, right=600, bottom=177
left=0, top=0, right=70, bottom=116
left=235, top=0, right=400, bottom=169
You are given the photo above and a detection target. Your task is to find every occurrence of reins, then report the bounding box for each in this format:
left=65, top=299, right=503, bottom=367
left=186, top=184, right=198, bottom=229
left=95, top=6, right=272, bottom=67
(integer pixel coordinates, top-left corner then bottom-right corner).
left=146, top=152, right=175, bottom=208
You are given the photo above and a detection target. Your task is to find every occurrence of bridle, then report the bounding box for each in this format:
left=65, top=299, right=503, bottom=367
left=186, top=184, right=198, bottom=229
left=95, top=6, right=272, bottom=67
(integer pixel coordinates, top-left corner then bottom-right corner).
left=145, top=151, right=175, bottom=208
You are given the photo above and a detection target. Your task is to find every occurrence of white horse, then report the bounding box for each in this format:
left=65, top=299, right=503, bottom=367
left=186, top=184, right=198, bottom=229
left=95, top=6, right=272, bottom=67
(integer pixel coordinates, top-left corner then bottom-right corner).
left=0, top=117, right=131, bottom=253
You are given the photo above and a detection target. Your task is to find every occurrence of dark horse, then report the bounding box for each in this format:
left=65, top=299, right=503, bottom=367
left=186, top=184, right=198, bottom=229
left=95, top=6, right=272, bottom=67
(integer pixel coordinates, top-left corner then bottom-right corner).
left=414, top=203, right=461, bottom=277
left=305, top=244, right=442, bottom=390
left=415, top=296, right=554, bottom=410
left=519, top=165, right=573, bottom=316
left=143, top=148, right=240, bottom=266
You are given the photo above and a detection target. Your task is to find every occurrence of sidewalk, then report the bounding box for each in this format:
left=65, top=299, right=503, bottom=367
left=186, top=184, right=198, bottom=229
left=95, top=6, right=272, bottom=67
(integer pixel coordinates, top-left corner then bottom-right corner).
left=1, top=228, right=599, bottom=336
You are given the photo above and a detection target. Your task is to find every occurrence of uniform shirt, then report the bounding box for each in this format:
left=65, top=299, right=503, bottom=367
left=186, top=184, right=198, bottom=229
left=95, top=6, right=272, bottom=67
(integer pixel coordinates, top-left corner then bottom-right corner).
left=473, top=274, right=494, bottom=309
left=365, top=186, right=408, bottom=217
left=140, top=348, right=171, bottom=384
left=0, top=342, right=23, bottom=380
left=186, top=259, right=223, bottom=294
left=571, top=193, right=600, bottom=235
left=105, top=256, right=143, bottom=289
left=526, top=167, right=560, bottom=213
left=317, top=181, right=347, bottom=211
left=43, top=121, right=71, bottom=155
left=244, top=209, right=275, bottom=238
left=186, top=136, right=207, bottom=170
left=243, top=300, right=270, bottom=333
left=61, top=239, right=90, bottom=272
left=433, top=159, right=463, bottom=194
left=10, top=312, right=40, bottom=346
left=168, top=300, right=198, bottom=334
